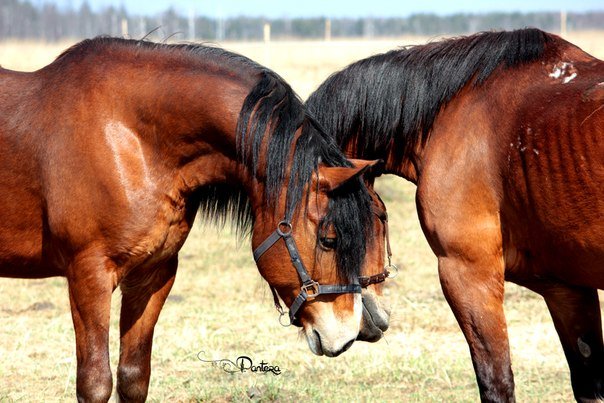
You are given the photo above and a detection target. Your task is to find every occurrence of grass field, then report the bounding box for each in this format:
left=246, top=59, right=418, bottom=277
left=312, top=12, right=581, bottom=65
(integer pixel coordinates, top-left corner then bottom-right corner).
left=1, top=31, right=603, bottom=401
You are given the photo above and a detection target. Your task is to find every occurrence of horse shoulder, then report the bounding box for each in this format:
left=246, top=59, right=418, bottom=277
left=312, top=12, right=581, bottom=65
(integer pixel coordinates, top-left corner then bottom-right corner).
left=416, top=114, right=504, bottom=262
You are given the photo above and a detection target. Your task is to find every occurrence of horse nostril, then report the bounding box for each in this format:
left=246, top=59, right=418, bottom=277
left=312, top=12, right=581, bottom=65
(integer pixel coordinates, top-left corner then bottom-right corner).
left=362, top=295, right=390, bottom=331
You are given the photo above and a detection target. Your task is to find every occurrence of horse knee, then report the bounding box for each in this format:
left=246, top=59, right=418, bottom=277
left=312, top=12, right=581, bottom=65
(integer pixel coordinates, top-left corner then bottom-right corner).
left=76, top=369, right=112, bottom=403
left=117, top=365, right=150, bottom=402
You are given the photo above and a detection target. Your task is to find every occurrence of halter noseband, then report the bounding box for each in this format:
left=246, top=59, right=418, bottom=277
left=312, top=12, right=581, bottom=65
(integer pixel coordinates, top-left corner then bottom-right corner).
left=253, top=220, right=362, bottom=326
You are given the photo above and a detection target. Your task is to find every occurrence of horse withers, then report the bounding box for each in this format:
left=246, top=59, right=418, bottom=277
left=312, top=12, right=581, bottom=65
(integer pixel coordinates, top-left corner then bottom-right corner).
left=0, top=38, right=388, bottom=401
left=308, top=29, right=604, bottom=401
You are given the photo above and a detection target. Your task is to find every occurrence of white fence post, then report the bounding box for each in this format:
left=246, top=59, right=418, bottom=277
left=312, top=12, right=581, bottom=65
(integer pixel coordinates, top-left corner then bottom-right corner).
left=560, top=10, right=567, bottom=37
left=263, top=22, right=271, bottom=66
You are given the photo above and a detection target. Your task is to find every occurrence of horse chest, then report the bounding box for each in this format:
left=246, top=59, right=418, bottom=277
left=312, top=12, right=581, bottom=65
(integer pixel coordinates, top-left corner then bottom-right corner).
left=150, top=215, right=191, bottom=259
left=117, top=199, right=195, bottom=271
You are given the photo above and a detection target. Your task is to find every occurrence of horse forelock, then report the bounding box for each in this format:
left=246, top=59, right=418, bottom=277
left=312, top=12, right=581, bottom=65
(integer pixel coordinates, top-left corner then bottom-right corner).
left=320, top=177, right=374, bottom=282
left=306, top=28, right=553, bottom=167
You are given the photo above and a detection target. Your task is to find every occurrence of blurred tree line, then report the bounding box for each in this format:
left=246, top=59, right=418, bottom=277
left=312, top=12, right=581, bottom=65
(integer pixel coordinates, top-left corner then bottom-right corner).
left=1, top=0, right=602, bottom=41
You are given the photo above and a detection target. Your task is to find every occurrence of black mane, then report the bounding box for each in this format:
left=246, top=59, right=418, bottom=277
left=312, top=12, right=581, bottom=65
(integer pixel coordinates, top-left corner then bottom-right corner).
left=235, top=69, right=373, bottom=280
left=306, top=28, right=552, bottom=164
left=56, top=37, right=371, bottom=281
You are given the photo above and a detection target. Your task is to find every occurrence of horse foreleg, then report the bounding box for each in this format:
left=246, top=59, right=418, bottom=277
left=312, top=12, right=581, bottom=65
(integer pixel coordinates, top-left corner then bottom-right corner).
left=540, top=284, right=604, bottom=402
left=438, top=256, right=515, bottom=403
left=67, top=254, right=115, bottom=403
left=116, top=256, right=178, bottom=402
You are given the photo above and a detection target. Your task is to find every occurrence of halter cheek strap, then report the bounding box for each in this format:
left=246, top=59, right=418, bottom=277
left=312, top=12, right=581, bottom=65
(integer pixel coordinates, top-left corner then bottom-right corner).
left=253, top=220, right=362, bottom=327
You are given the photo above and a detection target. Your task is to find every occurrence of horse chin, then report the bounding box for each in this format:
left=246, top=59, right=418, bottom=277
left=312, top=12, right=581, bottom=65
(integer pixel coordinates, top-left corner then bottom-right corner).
left=301, top=296, right=362, bottom=357
left=303, top=325, right=357, bottom=357
left=357, top=292, right=391, bottom=342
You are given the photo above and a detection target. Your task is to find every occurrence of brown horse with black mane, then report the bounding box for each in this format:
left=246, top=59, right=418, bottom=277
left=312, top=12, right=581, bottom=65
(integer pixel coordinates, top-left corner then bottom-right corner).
left=0, top=38, right=391, bottom=401
left=307, top=28, right=604, bottom=402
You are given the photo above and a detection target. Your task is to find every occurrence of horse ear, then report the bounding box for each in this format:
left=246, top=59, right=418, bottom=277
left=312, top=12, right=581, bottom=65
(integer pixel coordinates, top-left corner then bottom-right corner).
left=318, top=159, right=381, bottom=192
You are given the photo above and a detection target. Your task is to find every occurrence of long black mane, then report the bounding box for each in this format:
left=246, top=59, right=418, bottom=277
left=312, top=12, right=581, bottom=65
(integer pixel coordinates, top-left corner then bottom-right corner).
left=306, top=28, right=552, bottom=165
left=56, top=37, right=371, bottom=281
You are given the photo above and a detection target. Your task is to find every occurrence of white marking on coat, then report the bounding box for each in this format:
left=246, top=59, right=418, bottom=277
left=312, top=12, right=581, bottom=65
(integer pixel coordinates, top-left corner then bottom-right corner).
left=549, top=61, right=578, bottom=84
left=578, top=337, right=591, bottom=358
left=303, top=294, right=361, bottom=356
left=563, top=72, right=577, bottom=84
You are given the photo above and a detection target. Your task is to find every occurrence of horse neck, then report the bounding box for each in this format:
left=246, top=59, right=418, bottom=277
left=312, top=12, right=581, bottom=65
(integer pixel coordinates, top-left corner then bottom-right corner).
left=101, top=58, right=261, bottom=190
left=381, top=37, right=595, bottom=186
left=122, top=60, right=295, bottom=222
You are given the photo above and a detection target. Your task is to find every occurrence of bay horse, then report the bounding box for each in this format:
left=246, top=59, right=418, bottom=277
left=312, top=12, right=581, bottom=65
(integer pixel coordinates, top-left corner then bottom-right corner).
left=307, top=28, right=604, bottom=402
left=0, top=37, right=389, bottom=402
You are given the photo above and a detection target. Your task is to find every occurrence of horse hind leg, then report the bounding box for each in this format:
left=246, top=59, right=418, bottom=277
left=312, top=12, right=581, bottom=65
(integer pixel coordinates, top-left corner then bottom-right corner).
left=540, top=284, right=604, bottom=402
left=116, top=256, right=178, bottom=403
left=67, top=253, right=116, bottom=402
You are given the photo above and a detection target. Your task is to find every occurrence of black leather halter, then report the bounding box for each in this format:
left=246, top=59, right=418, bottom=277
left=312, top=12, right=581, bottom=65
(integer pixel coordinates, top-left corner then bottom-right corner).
left=253, top=220, right=362, bottom=327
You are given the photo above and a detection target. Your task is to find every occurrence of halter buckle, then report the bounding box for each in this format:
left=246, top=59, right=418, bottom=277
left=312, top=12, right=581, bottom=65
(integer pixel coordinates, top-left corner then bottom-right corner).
left=301, top=280, right=320, bottom=299
left=359, top=271, right=386, bottom=287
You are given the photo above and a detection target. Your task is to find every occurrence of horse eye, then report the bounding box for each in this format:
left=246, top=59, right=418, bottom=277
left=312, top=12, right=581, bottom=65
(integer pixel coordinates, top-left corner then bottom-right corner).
left=319, top=237, right=337, bottom=250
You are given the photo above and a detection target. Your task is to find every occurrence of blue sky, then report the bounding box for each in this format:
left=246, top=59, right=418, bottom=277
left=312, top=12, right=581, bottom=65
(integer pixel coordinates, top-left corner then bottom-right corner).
left=49, top=0, right=604, bottom=18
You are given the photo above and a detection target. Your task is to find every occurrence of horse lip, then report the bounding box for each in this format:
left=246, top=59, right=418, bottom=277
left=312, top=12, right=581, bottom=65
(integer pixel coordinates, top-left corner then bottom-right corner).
left=308, top=328, right=324, bottom=356
left=360, top=303, right=384, bottom=342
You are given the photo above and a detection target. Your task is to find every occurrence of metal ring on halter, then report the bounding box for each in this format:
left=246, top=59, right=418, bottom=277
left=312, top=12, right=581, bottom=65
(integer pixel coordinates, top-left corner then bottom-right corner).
left=300, top=280, right=320, bottom=299
left=386, top=264, right=399, bottom=279
left=278, top=311, right=292, bottom=327
left=276, top=221, right=293, bottom=236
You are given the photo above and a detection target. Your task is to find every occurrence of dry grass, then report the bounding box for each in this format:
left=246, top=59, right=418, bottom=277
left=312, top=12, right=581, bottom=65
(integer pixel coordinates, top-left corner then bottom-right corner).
left=1, top=31, right=603, bottom=401
left=0, top=177, right=575, bottom=402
